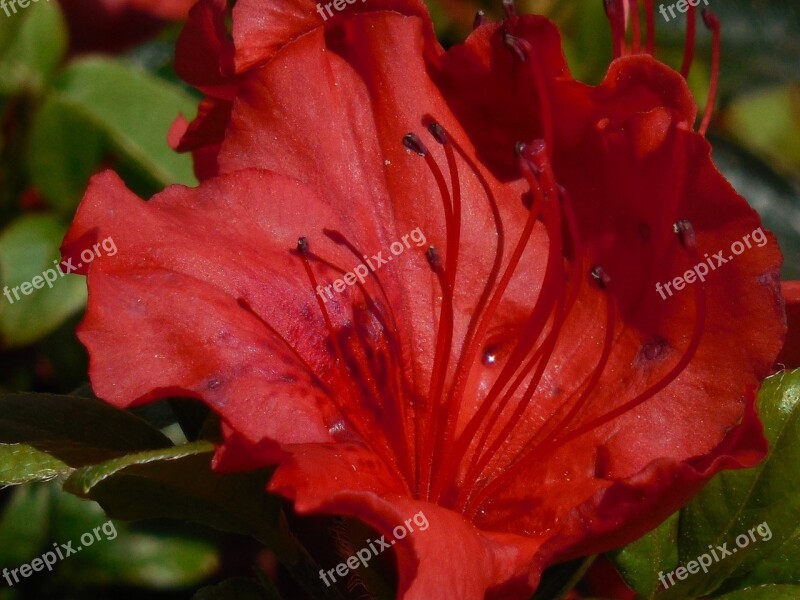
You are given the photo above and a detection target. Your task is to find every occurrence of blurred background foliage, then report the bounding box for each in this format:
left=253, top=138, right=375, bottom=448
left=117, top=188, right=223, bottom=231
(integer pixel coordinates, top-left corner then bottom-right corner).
left=0, top=0, right=796, bottom=598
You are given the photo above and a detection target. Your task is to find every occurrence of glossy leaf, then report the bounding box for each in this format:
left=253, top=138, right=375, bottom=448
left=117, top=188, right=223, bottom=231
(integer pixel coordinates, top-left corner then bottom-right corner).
left=26, top=94, right=106, bottom=214
left=0, top=393, right=172, bottom=467
left=0, top=483, right=51, bottom=567
left=63, top=441, right=287, bottom=552
left=609, top=514, right=679, bottom=599
left=609, top=369, right=800, bottom=598
left=715, top=585, right=800, bottom=599
left=0, top=0, right=66, bottom=94
left=0, top=214, right=87, bottom=346
left=0, top=442, right=70, bottom=485
left=49, top=484, right=219, bottom=589
left=722, top=85, right=800, bottom=177
left=54, top=58, right=198, bottom=189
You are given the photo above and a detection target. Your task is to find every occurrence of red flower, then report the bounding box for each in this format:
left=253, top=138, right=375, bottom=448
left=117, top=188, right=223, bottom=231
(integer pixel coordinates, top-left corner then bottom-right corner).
left=63, top=0, right=785, bottom=597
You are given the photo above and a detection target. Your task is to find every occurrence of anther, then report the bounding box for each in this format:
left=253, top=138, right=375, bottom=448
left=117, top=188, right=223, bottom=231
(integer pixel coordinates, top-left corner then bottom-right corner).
left=473, top=10, right=487, bottom=30
left=502, top=0, right=516, bottom=19
left=425, top=246, right=442, bottom=270
left=427, top=121, right=448, bottom=145
left=403, top=133, right=428, bottom=157
left=297, top=236, right=310, bottom=255
left=591, top=265, right=611, bottom=289
left=702, top=8, right=719, bottom=29
left=503, top=33, right=528, bottom=62
left=674, top=220, right=697, bottom=250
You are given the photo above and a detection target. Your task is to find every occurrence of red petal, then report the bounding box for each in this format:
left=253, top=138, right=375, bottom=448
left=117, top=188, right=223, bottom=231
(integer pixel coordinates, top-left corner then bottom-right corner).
left=265, top=442, right=545, bottom=599
left=230, top=0, right=431, bottom=72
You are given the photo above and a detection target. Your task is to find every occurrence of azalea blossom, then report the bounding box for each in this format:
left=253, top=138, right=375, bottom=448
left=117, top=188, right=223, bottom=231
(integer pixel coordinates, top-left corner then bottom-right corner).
left=62, top=0, right=786, bottom=597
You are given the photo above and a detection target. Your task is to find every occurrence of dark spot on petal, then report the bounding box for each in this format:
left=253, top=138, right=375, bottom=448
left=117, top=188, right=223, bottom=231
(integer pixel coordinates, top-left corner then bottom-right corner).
left=637, top=336, right=670, bottom=365
left=638, top=223, right=651, bottom=242
left=206, top=378, right=222, bottom=390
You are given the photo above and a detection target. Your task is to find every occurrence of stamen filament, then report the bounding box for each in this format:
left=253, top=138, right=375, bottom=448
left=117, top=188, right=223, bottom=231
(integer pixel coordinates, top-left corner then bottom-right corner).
left=699, top=10, right=720, bottom=136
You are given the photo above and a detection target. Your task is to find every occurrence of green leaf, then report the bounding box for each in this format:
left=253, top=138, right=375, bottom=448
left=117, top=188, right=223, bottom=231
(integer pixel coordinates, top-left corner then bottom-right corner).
left=0, top=443, right=70, bottom=484
left=0, top=393, right=172, bottom=471
left=608, top=514, right=680, bottom=599
left=0, top=0, right=67, bottom=94
left=54, top=57, right=198, bottom=189
left=63, top=441, right=287, bottom=551
left=62, top=442, right=345, bottom=599
left=26, top=94, right=106, bottom=214
left=0, top=214, right=87, bottom=346
left=609, top=370, right=800, bottom=598
left=722, top=85, right=800, bottom=177
left=0, top=483, right=51, bottom=567
left=49, top=484, right=218, bottom=589
left=715, top=585, right=800, bottom=599
left=193, top=578, right=270, bottom=600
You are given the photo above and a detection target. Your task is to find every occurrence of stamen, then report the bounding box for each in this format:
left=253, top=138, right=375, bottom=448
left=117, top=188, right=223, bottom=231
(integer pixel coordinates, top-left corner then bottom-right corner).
left=503, top=33, right=528, bottom=62
left=402, top=133, right=428, bottom=157
left=502, top=0, right=516, bottom=19
left=467, top=221, right=708, bottom=514
left=429, top=130, right=506, bottom=500
left=604, top=0, right=625, bottom=58
left=465, top=292, right=616, bottom=517
left=454, top=152, right=574, bottom=508
left=630, top=0, right=642, bottom=54
left=438, top=143, right=564, bottom=501
left=680, top=4, right=696, bottom=78
left=295, top=238, right=409, bottom=487
left=643, top=0, right=655, bottom=54
left=591, top=265, right=611, bottom=289
left=404, top=131, right=460, bottom=498
left=307, top=236, right=415, bottom=483
left=674, top=219, right=696, bottom=250
left=698, top=10, right=720, bottom=136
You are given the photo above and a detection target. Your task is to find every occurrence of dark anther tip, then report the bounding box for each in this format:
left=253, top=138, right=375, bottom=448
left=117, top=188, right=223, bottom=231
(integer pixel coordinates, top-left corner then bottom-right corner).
left=425, top=246, right=442, bottom=270
left=590, top=265, right=611, bottom=289
left=673, top=220, right=697, bottom=250
left=297, top=237, right=310, bottom=254
left=427, top=122, right=448, bottom=145
left=502, top=0, right=516, bottom=19
left=702, top=9, right=719, bottom=29
left=403, top=133, right=428, bottom=157
left=514, top=141, right=527, bottom=157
